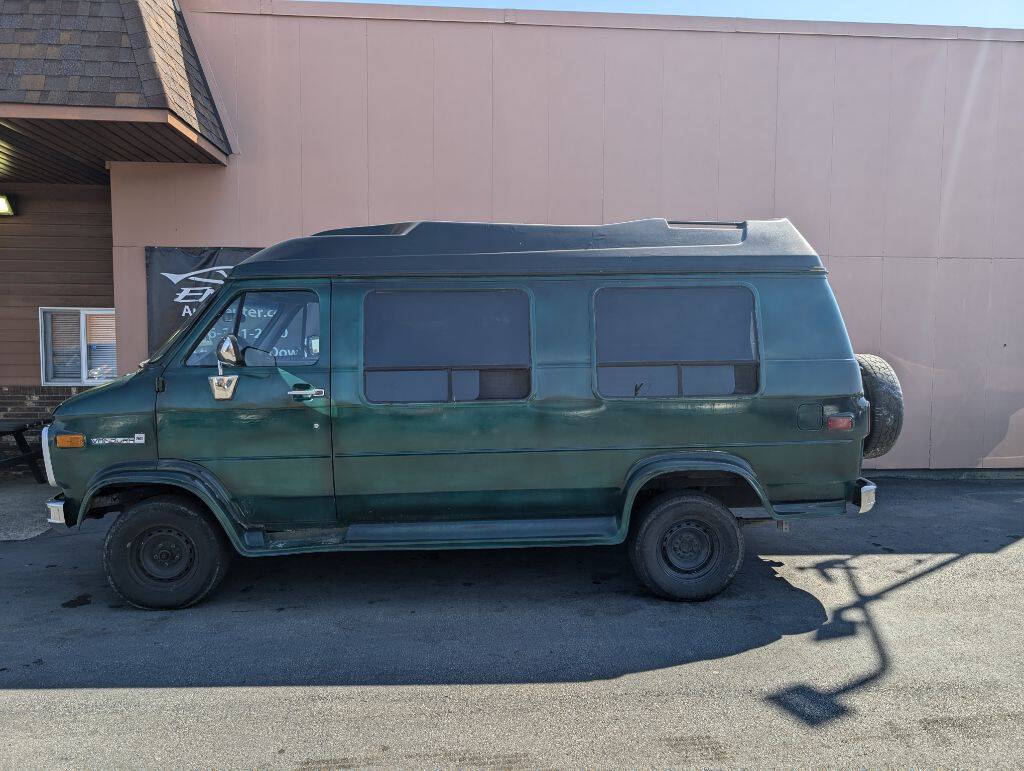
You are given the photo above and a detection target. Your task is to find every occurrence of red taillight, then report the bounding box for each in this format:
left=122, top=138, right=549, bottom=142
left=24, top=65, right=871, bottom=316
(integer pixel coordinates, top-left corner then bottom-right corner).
left=827, top=415, right=854, bottom=431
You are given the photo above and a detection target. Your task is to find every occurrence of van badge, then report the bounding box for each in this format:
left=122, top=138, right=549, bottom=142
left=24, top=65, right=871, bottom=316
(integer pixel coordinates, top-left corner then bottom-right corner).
left=91, top=433, right=146, bottom=446
left=209, top=374, right=238, bottom=400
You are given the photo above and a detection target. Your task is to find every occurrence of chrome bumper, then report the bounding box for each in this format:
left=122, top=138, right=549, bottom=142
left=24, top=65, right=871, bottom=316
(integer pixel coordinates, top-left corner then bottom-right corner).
left=46, top=495, right=66, bottom=525
left=41, top=424, right=57, bottom=487
left=853, top=478, right=877, bottom=514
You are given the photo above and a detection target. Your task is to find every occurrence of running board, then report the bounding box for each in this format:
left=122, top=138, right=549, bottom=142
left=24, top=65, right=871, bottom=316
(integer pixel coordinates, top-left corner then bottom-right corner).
left=258, top=516, right=620, bottom=554
left=346, top=516, right=618, bottom=545
left=772, top=499, right=847, bottom=518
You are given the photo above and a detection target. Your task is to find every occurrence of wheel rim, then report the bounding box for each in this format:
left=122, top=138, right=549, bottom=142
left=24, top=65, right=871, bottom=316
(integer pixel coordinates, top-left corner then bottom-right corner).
left=660, top=519, right=719, bottom=577
left=132, top=526, right=196, bottom=584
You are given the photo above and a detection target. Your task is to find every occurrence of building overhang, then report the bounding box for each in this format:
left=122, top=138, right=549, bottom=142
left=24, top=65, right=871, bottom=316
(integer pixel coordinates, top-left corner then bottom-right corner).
left=0, top=104, right=228, bottom=185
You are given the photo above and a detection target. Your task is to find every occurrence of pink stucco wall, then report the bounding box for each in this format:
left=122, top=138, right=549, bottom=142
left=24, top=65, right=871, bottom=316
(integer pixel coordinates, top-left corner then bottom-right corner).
left=109, top=0, right=1024, bottom=469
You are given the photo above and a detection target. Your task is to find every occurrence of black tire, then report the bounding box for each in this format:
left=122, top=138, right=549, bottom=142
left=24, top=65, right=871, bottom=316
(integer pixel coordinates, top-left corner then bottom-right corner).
left=856, top=353, right=904, bottom=459
left=103, top=495, right=231, bottom=610
left=628, top=492, right=744, bottom=601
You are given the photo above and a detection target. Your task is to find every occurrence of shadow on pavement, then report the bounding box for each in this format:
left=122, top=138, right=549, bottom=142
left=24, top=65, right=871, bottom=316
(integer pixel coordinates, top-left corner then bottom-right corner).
left=0, top=479, right=1020, bottom=691
left=760, top=478, right=1024, bottom=726
left=766, top=552, right=965, bottom=726
left=0, top=536, right=825, bottom=688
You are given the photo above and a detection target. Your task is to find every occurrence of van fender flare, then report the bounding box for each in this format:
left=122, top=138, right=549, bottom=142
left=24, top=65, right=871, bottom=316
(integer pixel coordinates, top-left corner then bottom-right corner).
left=618, top=452, right=776, bottom=536
left=77, top=460, right=251, bottom=555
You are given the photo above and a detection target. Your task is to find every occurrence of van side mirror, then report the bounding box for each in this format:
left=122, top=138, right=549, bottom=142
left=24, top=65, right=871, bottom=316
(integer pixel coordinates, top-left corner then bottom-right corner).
left=216, top=334, right=242, bottom=375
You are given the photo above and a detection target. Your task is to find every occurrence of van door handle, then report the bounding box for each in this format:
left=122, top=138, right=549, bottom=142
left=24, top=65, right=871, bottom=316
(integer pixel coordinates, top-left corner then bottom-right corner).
left=287, top=385, right=326, bottom=400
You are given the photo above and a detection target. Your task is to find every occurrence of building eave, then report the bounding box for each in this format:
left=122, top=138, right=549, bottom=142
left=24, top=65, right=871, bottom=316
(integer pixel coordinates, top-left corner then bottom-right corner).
left=0, top=103, right=227, bottom=185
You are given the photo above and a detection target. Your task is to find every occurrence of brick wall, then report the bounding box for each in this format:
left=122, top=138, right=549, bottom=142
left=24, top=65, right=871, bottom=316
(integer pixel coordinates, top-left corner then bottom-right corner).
left=0, top=384, right=82, bottom=422
left=0, top=384, right=84, bottom=478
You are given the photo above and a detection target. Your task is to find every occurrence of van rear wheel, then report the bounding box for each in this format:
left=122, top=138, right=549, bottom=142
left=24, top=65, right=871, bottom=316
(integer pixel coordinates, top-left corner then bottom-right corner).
left=103, top=495, right=231, bottom=610
left=628, top=492, right=744, bottom=601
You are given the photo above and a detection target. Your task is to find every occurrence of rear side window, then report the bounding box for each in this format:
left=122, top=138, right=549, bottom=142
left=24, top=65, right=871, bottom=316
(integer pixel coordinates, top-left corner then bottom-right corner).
left=363, top=290, right=531, bottom=403
left=595, top=286, right=758, bottom=398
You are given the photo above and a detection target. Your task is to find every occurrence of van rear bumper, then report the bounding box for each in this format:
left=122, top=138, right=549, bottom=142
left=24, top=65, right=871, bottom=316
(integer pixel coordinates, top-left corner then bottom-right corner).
left=851, top=477, right=876, bottom=514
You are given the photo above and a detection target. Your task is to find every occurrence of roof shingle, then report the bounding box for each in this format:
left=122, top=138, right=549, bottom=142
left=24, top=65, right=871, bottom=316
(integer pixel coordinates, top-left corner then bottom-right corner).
left=0, top=0, right=229, bottom=154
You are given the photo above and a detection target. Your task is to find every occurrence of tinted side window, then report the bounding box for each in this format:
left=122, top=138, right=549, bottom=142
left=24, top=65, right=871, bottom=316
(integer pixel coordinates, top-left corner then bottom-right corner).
left=363, top=290, right=531, bottom=403
left=186, top=291, right=320, bottom=366
left=239, top=292, right=320, bottom=365
left=595, top=286, right=758, bottom=398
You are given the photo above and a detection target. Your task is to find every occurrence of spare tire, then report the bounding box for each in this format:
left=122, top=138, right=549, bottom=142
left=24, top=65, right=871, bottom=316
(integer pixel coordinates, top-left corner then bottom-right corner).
left=856, top=354, right=904, bottom=459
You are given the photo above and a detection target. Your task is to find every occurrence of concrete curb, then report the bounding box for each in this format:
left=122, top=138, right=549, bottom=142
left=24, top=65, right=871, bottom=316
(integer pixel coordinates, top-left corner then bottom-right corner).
left=869, top=468, right=1024, bottom=481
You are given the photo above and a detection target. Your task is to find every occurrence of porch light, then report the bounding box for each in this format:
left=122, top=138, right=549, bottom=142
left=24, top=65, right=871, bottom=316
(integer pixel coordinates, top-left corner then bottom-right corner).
left=0, top=195, right=12, bottom=216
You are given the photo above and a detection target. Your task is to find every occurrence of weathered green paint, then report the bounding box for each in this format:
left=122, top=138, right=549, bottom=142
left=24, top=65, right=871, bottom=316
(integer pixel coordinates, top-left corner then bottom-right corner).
left=155, top=279, right=335, bottom=527
left=78, top=461, right=250, bottom=552
left=45, top=219, right=871, bottom=557
left=45, top=371, right=158, bottom=520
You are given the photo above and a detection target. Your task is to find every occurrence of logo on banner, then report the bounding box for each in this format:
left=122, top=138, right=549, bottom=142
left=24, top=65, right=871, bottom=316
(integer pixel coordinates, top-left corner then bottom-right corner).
left=160, top=266, right=236, bottom=319
left=146, top=246, right=259, bottom=354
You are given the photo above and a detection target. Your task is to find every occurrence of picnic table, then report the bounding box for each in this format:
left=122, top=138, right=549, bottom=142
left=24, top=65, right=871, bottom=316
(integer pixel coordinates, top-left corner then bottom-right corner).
left=0, top=419, right=47, bottom=484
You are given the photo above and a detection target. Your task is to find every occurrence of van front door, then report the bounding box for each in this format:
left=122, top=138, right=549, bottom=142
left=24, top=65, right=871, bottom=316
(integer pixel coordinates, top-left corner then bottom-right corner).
left=156, top=281, right=334, bottom=528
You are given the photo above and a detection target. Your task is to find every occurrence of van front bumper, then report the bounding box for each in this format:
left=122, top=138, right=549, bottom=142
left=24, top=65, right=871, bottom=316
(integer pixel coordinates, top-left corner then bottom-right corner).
left=851, top=477, right=876, bottom=514
left=46, top=494, right=66, bottom=525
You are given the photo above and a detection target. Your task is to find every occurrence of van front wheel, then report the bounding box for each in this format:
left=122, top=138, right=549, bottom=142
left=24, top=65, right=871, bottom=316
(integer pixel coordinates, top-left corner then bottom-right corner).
left=628, top=492, right=744, bottom=601
left=103, top=495, right=231, bottom=610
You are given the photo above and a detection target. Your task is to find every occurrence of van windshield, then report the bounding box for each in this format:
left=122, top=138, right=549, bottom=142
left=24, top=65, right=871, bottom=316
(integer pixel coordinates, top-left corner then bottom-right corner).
left=140, top=291, right=220, bottom=367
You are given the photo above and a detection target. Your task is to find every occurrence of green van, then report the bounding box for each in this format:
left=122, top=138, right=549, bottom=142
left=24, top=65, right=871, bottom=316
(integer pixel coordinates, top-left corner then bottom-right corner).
left=42, top=219, right=903, bottom=609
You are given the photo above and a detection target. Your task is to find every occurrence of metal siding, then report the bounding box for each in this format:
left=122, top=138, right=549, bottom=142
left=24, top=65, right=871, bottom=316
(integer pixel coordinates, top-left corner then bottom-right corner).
left=0, top=184, right=114, bottom=385
left=107, top=4, right=1024, bottom=469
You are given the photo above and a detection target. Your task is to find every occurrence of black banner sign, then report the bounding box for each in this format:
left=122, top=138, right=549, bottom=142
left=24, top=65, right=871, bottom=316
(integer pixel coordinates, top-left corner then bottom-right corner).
left=145, top=246, right=261, bottom=354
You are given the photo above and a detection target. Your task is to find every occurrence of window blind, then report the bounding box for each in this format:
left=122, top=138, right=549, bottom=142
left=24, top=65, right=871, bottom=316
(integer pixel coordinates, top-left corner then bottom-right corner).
left=86, top=313, right=117, bottom=380
left=44, top=311, right=82, bottom=382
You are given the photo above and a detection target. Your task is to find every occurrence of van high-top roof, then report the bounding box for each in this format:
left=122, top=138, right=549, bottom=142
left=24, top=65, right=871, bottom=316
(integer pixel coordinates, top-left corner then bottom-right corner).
left=231, top=218, right=822, bottom=279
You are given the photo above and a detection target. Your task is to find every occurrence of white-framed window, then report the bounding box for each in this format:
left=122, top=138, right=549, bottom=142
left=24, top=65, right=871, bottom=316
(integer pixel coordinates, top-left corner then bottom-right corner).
left=39, top=307, right=117, bottom=386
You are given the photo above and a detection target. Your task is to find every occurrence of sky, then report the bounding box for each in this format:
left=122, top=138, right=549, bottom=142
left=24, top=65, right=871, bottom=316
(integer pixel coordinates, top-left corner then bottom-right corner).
left=323, top=0, right=1024, bottom=29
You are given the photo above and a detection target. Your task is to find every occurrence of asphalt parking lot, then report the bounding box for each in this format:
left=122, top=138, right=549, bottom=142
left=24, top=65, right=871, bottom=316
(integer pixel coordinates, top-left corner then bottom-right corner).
left=1, top=477, right=1023, bottom=767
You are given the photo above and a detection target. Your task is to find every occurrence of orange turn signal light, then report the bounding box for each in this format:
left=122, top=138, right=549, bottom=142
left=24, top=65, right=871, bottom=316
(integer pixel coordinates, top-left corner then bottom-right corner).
left=55, top=433, right=86, bottom=448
